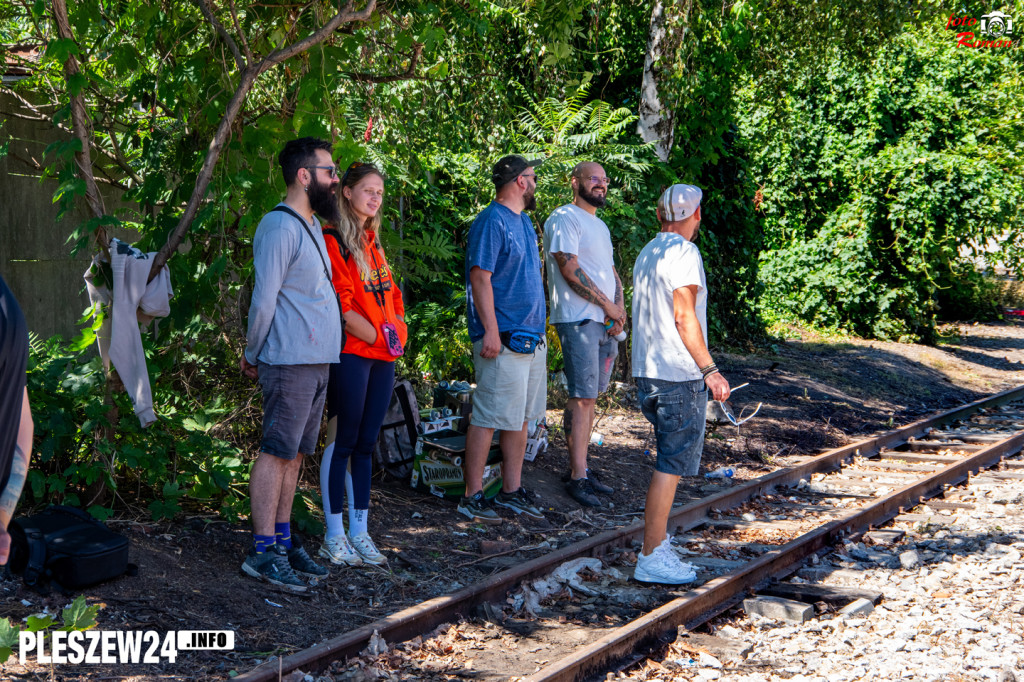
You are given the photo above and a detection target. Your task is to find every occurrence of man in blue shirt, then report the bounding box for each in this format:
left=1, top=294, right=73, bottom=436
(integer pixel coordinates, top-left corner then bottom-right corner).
left=459, top=155, right=547, bottom=524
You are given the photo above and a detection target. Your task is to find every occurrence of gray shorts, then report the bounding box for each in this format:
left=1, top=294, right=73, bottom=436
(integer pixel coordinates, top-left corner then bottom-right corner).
left=470, top=340, right=547, bottom=431
left=258, top=363, right=329, bottom=459
left=555, top=320, right=618, bottom=400
left=637, top=377, right=707, bottom=476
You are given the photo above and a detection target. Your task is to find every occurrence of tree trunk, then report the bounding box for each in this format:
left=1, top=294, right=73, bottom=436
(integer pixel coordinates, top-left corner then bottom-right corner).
left=147, top=0, right=378, bottom=282
left=52, top=0, right=116, bottom=506
left=637, top=0, right=692, bottom=162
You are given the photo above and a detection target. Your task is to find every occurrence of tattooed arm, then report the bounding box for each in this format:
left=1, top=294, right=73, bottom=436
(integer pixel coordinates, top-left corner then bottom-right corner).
left=551, top=251, right=626, bottom=324
left=607, top=268, right=626, bottom=335
left=0, top=388, right=33, bottom=566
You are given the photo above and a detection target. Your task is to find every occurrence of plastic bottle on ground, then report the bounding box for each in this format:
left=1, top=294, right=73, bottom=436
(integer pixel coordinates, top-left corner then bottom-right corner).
left=704, top=467, right=735, bottom=480
left=589, top=432, right=604, bottom=446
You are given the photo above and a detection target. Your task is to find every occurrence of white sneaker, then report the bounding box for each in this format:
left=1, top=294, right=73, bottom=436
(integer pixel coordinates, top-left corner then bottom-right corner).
left=634, top=538, right=697, bottom=584
left=349, top=533, right=387, bottom=565
left=319, top=534, right=363, bottom=566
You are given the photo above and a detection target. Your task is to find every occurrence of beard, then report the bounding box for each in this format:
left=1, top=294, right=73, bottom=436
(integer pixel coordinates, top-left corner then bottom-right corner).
left=578, top=186, right=606, bottom=209
left=523, top=188, right=537, bottom=212
left=308, top=175, right=341, bottom=225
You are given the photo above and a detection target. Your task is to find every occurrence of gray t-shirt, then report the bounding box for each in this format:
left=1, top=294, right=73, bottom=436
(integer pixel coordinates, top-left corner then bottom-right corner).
left=543, top=203, right=616, bottom=324
left=245, top=204, right=342, bottom=366
left=631, top=232, right=707, bottom=382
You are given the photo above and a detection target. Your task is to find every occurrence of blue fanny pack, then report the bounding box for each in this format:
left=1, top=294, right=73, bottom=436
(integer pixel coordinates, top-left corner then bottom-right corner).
left=499, top=330, right=543, bottom=355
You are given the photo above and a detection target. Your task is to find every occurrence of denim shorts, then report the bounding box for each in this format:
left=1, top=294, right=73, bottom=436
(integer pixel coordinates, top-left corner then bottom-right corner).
left=555, top=320, right=619, bottom=400
left=470, top=340, right=547, bottom=431
left=637, top=377, right=708, bottom=476
left=258, top=363, right=329, bottom=459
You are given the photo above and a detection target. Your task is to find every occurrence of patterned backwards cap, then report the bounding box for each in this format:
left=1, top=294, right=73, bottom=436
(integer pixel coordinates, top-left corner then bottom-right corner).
left=658, top=184, right=702, bottom=222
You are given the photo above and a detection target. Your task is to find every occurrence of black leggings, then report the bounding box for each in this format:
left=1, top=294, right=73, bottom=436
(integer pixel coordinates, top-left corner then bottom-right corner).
left=321, top=354, right=395, bottom=514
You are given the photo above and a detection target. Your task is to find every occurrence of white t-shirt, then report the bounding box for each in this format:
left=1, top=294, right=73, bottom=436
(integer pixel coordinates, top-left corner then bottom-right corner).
left=631, top=232, right=707, bottom=381
left=544, top=204, right=616, bottom=324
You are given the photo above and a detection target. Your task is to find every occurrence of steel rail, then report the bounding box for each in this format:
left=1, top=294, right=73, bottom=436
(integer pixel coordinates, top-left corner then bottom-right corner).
left=235, top=384, right=1024, bottom=681
left=521, top=430, right=1024, bottom=682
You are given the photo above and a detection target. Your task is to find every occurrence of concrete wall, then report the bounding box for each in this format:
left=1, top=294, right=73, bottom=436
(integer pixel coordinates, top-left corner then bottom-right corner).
left=0, top=91, right=134, bottom=340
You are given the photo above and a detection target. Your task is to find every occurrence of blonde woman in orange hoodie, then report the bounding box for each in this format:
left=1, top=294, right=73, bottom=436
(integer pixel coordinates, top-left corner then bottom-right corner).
left=318, top=161, right=407, bottom=567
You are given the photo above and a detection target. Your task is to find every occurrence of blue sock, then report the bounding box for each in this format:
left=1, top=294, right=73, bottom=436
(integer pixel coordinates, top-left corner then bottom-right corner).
left=253, top=534, right=275, bottom=554
left=274, top=522, right=292, bottom=549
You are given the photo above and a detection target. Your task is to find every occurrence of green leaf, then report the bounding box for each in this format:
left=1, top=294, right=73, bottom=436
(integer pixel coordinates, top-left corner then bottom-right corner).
left=61, top=596, right=99, bottom=632
left=25, top=614, right=56, bottom=633
left=0, top=617, right=19, bottom=664
left=87, top=505, right=114, bottom=522
left=67, top=72, right=89, bottom=97
left=44, top=38, right=79, bottom=63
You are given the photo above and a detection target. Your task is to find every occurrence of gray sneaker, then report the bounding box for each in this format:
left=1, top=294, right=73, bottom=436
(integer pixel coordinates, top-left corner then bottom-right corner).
left=241, top=545, right=308, bottom=592
left=494, top=487, right=545, bottom=520
left=566, top=477, right=601, bottom=507
left=287, top=541, right=329, bottom=578
left=457, top=491, right=502, bottom=525
left=561, top=468, right=614, bottom=494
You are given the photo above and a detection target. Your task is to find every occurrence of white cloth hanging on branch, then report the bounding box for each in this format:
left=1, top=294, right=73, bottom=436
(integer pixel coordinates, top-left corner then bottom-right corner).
left=83, top=238, right=173, bottom=427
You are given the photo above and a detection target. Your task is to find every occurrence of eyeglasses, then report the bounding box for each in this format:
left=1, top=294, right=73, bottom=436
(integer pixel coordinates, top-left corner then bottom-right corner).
left=519, top=172, right=537, bottom=180
left=714, top=383, right=762, bottom=427
left=307, top=165, right=338, bottom=179
left=581, top=175, right=610, bottom=185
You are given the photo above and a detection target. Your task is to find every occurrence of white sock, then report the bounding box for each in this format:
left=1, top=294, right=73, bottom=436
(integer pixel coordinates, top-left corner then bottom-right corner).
left=345, top=467, right=355, bottom=516
left=349, top=508, right=368, bottom=537
left=320, top=441, right=346, bottom=539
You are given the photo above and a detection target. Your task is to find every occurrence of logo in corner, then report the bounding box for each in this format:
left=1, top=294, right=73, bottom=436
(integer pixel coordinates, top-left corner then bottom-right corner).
left=980, top=10, right=1012, bottom=37
left=947, top=10, right=1015, bottom=48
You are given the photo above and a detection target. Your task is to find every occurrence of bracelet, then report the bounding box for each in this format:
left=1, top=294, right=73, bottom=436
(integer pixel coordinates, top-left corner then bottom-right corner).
left=699, top=362, right=718, bottom=377
left=702, top=369, right=720, bottom=381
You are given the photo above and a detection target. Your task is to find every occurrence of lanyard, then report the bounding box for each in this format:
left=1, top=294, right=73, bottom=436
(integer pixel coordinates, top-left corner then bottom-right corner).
left=368, top=244, right=389, bottom=315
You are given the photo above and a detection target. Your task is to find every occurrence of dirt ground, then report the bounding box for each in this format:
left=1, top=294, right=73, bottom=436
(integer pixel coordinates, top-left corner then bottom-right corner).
left=3, top=320, right=1024, bottom=681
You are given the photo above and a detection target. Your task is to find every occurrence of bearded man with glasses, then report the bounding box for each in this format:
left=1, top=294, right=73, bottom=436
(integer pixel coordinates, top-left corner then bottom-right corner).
left=239, top=137, right=343, bottom=591
left=544, top=162, right=626, bottom=508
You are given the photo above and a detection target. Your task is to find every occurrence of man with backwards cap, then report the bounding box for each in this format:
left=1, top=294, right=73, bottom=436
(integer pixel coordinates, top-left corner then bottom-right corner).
left=631, top=184, right=731, bottom=584
left=458, top=155, right=547, bottom=525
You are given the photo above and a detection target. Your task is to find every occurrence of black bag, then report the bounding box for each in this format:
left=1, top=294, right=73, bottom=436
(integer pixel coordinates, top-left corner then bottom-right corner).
left=7, top=505, right=131, bottom=592
left=373, top=379, right=420, bottom=479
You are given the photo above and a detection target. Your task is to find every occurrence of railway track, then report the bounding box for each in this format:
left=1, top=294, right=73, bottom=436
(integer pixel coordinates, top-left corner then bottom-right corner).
left=236, top=384, right=1024, bottom=682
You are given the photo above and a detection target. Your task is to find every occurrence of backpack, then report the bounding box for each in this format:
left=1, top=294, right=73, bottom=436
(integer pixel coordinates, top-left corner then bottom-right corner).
left=7, top=505, right=132, bottom=593
left=373, top=379, right=421, bottom=479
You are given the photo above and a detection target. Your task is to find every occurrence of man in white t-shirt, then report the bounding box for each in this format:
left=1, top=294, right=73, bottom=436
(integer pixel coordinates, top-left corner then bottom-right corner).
left=630, top=184, right=731, bottom=584
left=544, top=162, right=626, bottom=508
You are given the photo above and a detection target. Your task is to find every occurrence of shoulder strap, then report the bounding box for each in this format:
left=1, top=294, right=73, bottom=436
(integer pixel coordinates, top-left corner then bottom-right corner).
left=22, top=527, right=48, bottom=590
left=271, top=206, right=346, bottom=347
left=394, top=382, right=418, bottom=450
left=270, top=205, right=332, bottom=281
left=322, top=228, right=350, bottom=262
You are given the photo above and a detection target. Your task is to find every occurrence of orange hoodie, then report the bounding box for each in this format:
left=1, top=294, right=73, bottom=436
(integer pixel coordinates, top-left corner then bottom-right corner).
left=323, top=228, right=407, bottom=362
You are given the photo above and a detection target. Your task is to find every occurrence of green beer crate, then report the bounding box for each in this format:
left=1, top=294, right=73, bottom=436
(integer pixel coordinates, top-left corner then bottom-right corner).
left=410, top=429, right=503, bottom=499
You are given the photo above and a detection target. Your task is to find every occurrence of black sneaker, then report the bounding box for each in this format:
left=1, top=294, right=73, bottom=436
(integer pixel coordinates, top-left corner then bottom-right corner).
left=494, top=487, right=545, bottom=520
left=566, top=477, right=601, bottom=507
left=561, top=468, right=614, bottom=494
left=287, top=540, right=329, bottom=578
left=457, top=491, right=502, bottom=525
left=241, top=545, right=308, bottom=592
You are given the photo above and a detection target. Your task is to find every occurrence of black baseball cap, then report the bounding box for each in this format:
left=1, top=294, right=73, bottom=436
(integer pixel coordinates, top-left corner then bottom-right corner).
left=492, top=154, right=543, bottom=187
